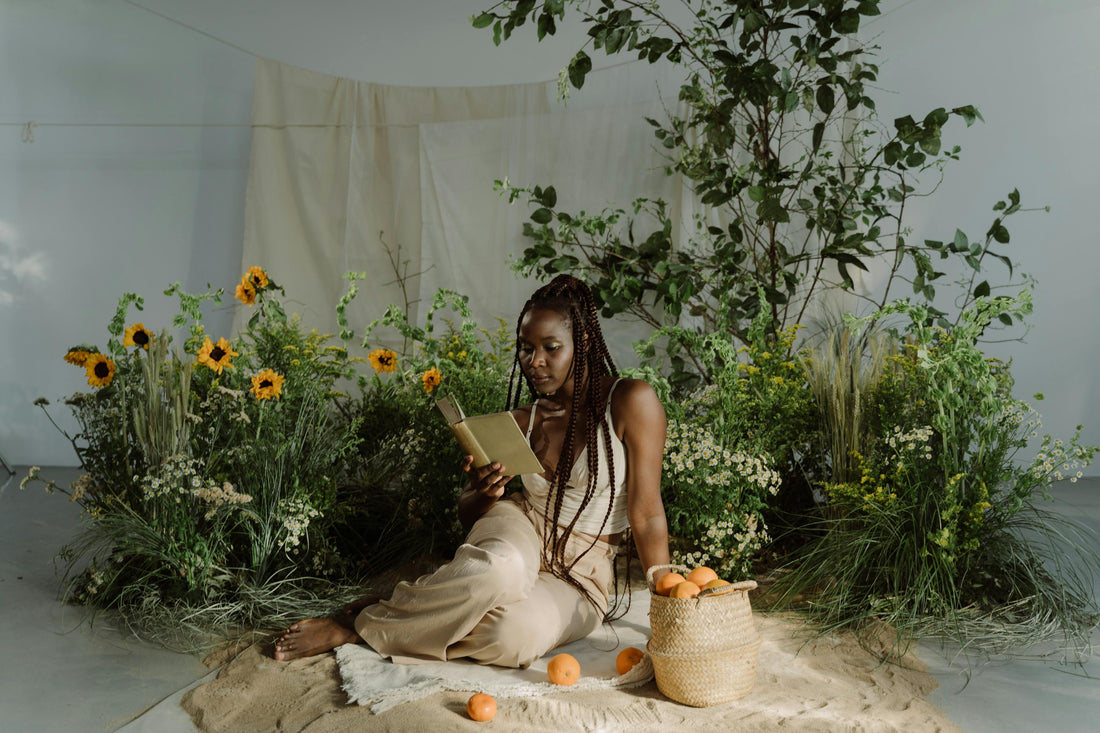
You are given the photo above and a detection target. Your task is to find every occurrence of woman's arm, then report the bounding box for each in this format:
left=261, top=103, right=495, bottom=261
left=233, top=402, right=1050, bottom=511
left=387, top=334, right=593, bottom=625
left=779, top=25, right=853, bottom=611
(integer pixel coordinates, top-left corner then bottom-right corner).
left=456, top=406, right=531, bottom=529
left=457, top=458, right=511, bottom=530
left=614, top=379, right=671, bottom=580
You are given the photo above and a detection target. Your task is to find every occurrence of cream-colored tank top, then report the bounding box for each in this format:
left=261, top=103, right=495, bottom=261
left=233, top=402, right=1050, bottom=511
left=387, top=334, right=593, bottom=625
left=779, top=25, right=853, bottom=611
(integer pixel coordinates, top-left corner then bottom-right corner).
left=520, top=379, right=629, bottom=535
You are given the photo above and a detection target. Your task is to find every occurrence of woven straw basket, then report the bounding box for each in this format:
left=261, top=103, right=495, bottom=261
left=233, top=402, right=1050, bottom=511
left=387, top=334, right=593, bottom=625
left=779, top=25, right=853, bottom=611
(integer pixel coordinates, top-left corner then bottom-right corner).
left=646, top=564, right=760, bottom=707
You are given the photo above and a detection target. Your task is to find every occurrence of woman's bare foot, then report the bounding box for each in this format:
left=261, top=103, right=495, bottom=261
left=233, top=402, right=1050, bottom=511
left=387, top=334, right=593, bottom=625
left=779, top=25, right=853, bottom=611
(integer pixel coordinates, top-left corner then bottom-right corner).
left=273, top=618, right=362, bottom=661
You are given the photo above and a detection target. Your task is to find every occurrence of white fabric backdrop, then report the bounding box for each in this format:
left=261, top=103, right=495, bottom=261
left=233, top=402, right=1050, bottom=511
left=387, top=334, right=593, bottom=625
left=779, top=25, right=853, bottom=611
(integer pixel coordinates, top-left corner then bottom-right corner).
left=238, top=58, right=690, bottom=362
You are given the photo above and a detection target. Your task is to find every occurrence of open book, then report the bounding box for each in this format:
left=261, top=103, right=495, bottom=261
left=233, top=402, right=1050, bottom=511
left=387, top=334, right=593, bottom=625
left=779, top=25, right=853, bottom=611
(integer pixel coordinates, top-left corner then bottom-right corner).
left=435, top=394, right=544, bottom=475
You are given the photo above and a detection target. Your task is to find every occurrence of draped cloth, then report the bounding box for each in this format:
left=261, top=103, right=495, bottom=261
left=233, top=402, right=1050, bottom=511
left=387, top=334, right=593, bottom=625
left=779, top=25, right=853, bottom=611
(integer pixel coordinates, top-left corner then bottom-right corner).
left=238, top=57, right=690, bottom=358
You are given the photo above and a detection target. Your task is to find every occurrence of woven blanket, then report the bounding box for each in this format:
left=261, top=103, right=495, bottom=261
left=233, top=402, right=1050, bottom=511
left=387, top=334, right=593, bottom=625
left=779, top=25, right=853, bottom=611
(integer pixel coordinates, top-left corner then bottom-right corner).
left=335, top=590, right=656, bottom=713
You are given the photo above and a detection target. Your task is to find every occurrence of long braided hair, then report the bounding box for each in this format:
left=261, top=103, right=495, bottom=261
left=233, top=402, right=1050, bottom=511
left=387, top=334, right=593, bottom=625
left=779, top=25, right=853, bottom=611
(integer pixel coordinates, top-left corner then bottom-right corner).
left=507, top=274, right=633, bottom=621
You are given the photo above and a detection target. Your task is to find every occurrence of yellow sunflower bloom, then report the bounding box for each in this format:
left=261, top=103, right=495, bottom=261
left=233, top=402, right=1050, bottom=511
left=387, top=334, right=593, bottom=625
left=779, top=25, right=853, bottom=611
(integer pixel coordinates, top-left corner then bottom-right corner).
left=64, top=349, right=93, bottom=367
left=421, top=367, right=442, bottom=393
left=235, top=278, right=257, bottom=306
left=123, top=323, right=154, bottom=350
left=84, top=353, right=116, bottom=388
left=246, top=266, right=269, bottom=289
left=197, top=337, right=239, bottom=374
left=368, top=348, right=398, bottom=374
left=250, top=369, right=285, bottom=400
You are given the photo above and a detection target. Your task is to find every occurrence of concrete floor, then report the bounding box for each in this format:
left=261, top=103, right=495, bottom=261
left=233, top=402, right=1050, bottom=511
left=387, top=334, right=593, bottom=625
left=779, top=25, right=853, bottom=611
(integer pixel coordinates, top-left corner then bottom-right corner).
left=2, top=466, right=1098, bottom=732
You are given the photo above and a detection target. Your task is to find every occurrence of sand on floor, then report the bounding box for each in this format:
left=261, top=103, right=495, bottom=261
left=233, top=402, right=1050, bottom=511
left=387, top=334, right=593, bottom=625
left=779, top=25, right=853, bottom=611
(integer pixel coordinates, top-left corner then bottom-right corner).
left=181, top=611, right=961, bottom=733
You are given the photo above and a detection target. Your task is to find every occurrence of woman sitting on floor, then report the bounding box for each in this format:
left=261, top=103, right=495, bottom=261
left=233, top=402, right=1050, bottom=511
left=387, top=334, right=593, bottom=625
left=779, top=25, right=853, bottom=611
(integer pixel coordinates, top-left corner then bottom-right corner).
left=274, top=274, right=670, bottom=668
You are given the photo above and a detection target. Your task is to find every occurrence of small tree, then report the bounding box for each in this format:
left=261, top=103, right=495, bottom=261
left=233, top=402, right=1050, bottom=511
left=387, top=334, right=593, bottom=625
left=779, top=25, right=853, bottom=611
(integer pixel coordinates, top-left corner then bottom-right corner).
left=476, top=0, right=1023, bottom=383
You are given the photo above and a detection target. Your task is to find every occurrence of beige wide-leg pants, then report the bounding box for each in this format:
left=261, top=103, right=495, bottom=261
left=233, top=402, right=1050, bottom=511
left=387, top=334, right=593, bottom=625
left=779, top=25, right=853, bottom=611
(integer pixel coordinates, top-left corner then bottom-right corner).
left=354, top=493, right=616, bottom=668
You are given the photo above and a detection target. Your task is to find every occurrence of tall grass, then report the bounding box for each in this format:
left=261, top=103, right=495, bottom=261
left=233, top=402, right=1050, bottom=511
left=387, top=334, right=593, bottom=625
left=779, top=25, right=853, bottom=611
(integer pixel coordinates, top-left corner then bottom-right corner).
left=802, top=324, right=892, bottom=484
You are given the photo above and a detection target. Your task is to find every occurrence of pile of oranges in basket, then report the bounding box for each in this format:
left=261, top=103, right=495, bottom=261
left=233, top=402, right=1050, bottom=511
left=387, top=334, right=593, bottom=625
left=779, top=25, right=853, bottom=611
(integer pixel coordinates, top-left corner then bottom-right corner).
left=653, top=566, right=731, bottom=599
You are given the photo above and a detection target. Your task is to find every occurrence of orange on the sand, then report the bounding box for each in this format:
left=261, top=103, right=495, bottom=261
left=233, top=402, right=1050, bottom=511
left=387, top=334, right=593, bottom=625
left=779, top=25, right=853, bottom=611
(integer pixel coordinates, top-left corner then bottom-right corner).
left=466, top=693, right=497, bottom=722
left=615, top=646, right=645, bottom=675
left=686, top=566, right=719, bottom=586
left=547, top=653, right=581, bottom=686
left=654, top=572, right=686, bottom=596
left=670, top=580, right=701, bottom=599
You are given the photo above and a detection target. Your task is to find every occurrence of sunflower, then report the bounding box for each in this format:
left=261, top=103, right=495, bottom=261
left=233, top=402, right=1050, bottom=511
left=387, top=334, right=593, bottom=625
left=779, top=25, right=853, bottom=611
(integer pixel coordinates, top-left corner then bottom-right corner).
left=250, top=369, right=285, bottom=400
left=123, top=323, right=154, bottom=350
left=64, top=349, right=93, bottom=367
left=246, top=266, right=269, bottom=289
left=235, top=278, right=257, bottom=305
left=421, top=367, right=442, bottom=394
left=84, top=353, right=116, bottom=388
left=197, top=337, right=239, bottom=374
left=368, top=348, right=398, bottom=374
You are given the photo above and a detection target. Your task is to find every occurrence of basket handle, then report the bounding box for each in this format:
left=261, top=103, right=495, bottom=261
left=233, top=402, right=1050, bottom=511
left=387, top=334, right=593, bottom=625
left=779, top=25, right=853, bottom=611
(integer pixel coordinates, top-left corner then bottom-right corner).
left=645, top=563, right=689, bottom=592
left=698, top=579, right=757, bottom=598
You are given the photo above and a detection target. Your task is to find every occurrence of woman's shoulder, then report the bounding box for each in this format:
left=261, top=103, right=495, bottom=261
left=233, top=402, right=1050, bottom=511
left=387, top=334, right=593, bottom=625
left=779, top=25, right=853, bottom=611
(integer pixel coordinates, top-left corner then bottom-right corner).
left=608, top=377, right=665, bottom=423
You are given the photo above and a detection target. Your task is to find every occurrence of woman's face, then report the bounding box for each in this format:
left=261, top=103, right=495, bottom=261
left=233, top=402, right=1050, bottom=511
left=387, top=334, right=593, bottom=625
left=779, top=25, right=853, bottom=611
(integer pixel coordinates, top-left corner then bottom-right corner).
left=517, top=307, right=575, bottom=396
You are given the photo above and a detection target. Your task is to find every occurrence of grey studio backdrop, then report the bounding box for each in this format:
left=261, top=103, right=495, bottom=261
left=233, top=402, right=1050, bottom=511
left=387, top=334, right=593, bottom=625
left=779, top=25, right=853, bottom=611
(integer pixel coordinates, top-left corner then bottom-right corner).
left=2, top=0, right=1098, bottom=469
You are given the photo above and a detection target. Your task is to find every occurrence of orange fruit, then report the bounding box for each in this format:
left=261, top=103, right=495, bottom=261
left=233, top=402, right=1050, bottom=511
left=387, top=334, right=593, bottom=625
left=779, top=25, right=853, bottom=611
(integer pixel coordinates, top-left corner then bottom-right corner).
left=702, top=578, right=732, bottom=593
left=615, top=646, right=645, bottom=675
left=466, top=692, right=497, bottom=722
left=654, top=572, right=686, bottom=596
left=686, top=566, right=719, bottom=586
left=547, top=652, right=581, bottom=686
left=670, top=580, right=701, bottom=599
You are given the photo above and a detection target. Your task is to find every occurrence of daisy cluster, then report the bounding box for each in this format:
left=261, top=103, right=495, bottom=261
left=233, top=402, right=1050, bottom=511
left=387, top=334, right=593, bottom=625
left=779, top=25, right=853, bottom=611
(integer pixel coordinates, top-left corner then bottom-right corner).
left=674, top=510, right=768, bottom=579
left=136, top=455, right=249, bottom=513
left=137, top=455, right=205, bottom=501
left=663, top=421, right=781, bottom=496
left=884, top=425, right=934, bottom=460
left=1031, top=436, right=1091, bottom=483
left=278, top=497, right=320, bottom=550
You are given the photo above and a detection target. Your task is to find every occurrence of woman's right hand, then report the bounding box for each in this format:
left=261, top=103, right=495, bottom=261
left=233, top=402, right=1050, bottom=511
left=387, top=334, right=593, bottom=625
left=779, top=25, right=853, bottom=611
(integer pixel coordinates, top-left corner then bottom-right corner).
left=457, top=456, right=513, bottom=528
left=461, top=455, right=512, bottom=501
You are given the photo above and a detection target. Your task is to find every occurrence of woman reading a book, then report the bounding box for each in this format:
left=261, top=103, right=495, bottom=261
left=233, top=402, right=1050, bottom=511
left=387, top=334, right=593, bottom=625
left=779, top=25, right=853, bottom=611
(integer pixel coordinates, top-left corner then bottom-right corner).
left=274, top=274, right=670, bottom=667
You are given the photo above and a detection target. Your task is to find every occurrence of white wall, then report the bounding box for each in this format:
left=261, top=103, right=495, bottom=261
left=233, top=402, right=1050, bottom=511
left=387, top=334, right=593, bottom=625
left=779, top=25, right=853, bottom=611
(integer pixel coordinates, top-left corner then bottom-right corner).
left=868, top=0, right=1100, bottom=459
left=3, top=0, right=1098, bottom=467
left=1, top=0, right=254, bottom=466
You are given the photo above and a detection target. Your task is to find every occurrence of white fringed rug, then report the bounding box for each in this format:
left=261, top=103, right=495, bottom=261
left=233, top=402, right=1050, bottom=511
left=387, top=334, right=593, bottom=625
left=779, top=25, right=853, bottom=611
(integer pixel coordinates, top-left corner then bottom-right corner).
left=335, top=590, right=656, bottom=713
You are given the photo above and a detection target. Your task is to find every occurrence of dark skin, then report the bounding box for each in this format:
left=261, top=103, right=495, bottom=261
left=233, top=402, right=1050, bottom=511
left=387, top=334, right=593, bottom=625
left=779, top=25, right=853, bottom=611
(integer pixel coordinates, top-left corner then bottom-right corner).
left=274, top=307, right=670, bottom=661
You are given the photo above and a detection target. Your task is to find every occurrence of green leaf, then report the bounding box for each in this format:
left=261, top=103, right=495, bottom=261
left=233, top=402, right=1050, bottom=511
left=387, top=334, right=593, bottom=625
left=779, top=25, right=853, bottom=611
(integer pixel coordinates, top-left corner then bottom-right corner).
left=998, top=313, right=1013, bottom=326
left=816, top=84, right=835, bottom=115
left=812, top=121, right=825, bottom=153
left=543, top=185, right=557, bottom=208
left=836, top=8, right=862, bottom=33
left=568, top=50, right=592, bottom=88
left=747, top=185, right=765, bottom=202
left=919, top=133, right=941, bottom=156
left=953, top=229, right=969, bottom=252
left=472, top=13, right=494, bottom=29
left=530, top=208, right=554, bottom=224
left=758, top=197, right=790, bottom=223
left=952, top=104, right=984, bottom=126
left=974, top=280, right=990, bottom=298
left=828, top=251, right=870, bottom=272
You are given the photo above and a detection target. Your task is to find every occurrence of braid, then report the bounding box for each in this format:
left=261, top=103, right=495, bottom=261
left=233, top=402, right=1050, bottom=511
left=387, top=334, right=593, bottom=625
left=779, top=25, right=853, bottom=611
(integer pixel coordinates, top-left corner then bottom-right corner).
left=508, top=274, right=625, bottom=619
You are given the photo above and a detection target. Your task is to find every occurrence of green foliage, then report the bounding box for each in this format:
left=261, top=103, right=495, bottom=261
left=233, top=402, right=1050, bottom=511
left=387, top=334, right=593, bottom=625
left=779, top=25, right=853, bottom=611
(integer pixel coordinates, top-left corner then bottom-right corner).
left=479, top=0, right=1027, bottom=378
left=341, top=289, right=518, bottom=560
left=766, top=292, right=1100, bottom=656
left=30, top=270, right=364, bottom=631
